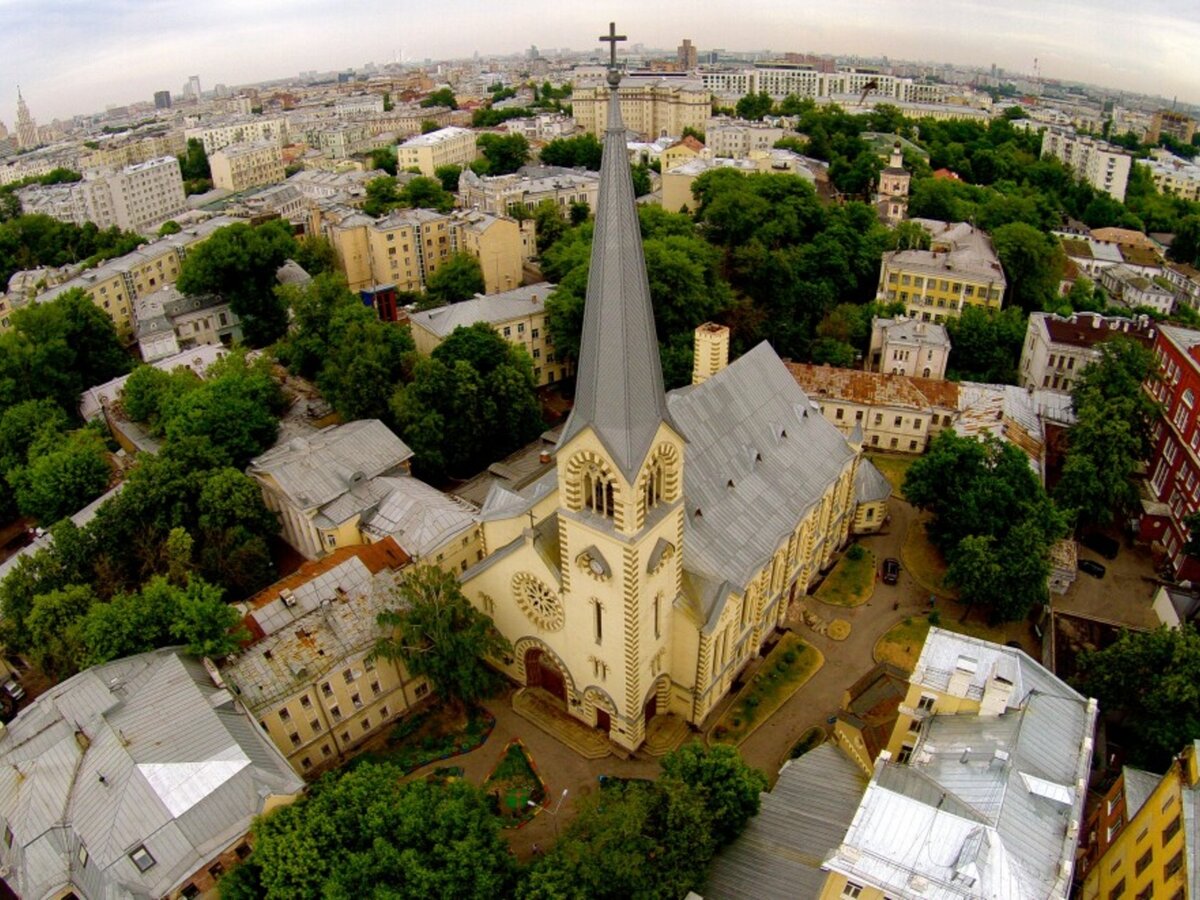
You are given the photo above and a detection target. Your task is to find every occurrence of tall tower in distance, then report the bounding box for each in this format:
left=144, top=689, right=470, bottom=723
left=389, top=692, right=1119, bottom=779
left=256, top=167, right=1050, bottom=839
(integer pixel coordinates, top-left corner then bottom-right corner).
left=186, top=75, right=201, bottom=101
left=677, top=38, right=697, bottom=70
left=15, top=87, right=37, bottom=150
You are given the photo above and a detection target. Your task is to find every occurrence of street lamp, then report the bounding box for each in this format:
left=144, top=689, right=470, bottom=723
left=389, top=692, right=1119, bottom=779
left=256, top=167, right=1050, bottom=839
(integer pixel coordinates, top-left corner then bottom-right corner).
left=528, top=788, right=569, bottom=837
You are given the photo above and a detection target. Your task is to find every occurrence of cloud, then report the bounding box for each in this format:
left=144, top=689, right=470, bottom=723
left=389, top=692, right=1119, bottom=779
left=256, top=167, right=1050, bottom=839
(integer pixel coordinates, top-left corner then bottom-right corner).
left=1, top=0, right=1197, bottom=121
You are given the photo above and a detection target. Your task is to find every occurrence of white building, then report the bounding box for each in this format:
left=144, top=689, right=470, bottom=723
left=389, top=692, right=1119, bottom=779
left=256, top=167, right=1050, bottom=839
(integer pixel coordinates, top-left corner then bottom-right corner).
left=868, top=316, right=950, bottom=379
left=458, top=165, right=599, bottom=218
left=1100, top=265, right=1176, bottom=315
left=1040, top=128, right=1133, bottom=201
left=396, top=126, right=477, bottom=177
left=1145, top=149, right=1200, bottom=202
left=184, top=116, right=290, bottom=155
left=209, top=140, right=286, bottom=191
left=704, top=117, right=786, bottom=158
left=18, top=156, right=187, bottom=234
left=1018, top=311, right=1157, bottom=394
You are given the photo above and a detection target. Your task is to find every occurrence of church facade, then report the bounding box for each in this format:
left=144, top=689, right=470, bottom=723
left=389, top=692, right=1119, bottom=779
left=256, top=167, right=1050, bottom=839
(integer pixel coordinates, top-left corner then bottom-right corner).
left=459, top=44, right=865, bottom=752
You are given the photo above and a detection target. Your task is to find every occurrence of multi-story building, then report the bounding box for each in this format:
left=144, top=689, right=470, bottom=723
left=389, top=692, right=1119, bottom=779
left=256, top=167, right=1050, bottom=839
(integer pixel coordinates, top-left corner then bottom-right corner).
left=409, top=284, right=572, bottom=386
left=1148, top=109, right=1197, bottom=145
left=699, top=64, right=957, bottom=105
left=873, top=141, right=910, bottom=225
left=1163, top=260, right=1200, bottom=312
left=1040, top=128, right=1133, bottom=200
left=876, top=219, right=1007, bottom=322
left=335, top=93, right=385, bottom=116
left=17, top=155, right=187, bottom=234
left=458, top=165, right=599, bottom=218
left=209, top=140, right=286, bottom=191
left=572, top=76, right=710, bottom=139
left=395, top=126, right=477, bottom=177
left=310, top=123, right=374, bottom=160
left=0, top=648, right=304, bottom=900
left=500, top=112, right=577, bottom=142
left=0, top=216, right=237, bottom=338
left=1078, top=740, right=1200, bottom=900
left=219, top=538, right=436, bottom=775
left=1019, top=311, right=1157, bottom=394
left=184, top=116, right=289, bottom=155
left=660, top=153, right=826, bottom=213
left=704, top=117, right=785, bottom=158
left=79, top=133, right=185, bottom=171
left=134, top=286, right=242, bottom=361
left=788, top=363, right=960, bottom=454
left=868, top=315, right=950, bottom=378
left=1145, top=148, right=1200, bottom=202
left=822, top=629, right=1098, bottom=899
left=14, top=87, right=37, bottom=150
left=1140, top=325, right=1200, bottom=580
left=1100, top=264, right=1176, bottom=315
left=153, top=89, right=171, bottom=109
left=677, top=38, right=698, bottom=70
left=314, top=204, right=525, bottom=295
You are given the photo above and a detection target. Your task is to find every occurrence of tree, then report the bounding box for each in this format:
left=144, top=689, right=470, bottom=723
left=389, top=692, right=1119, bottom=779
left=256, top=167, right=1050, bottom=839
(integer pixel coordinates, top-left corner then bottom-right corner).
left=735, top=91, right=774, bottom=121
left=991, top=221, right=1065, bottom=312
left=891, top=220, right=931, bottom=251
left=1075, top=626, right=1200, bottom=769
left=658, top=742, right=767, bottom=846
left=363, top=175, right=454, bottom=216
left=539, top=134, right=603, bottom=170
left=120, top=364, right=200, bottom=428
left=368, top=146, right=398, bottom=175
left=158, top=220, right=182, bottom=236
left=178, top=138, right=211, bottom=181
left=1170, top=215, right=1200, bottom=268
left=476, top=133, right=530, bottom=176
left=176, top=220, right=298, bottom=345
left=293, top=234, right=336, bottom=275
left=903, top=431, right=1066, bottom=622
left=420, top=88, right=457, bottom=110
left=232, top=765, right=515, bottom=900
left=630, top=163, right=652, bottom=197
left=9, top=428, right=110, bottom=525
left=944, top=306, right=1027, bottom=383
left=25, top=583, right=95, bottom=677
left=435, top=164, right=463, bottom=193
left=374, top=565, right=510, bottom=709
left=425, top=252, right=486, bottom=305
left=569, top=200, right=590, bottom=225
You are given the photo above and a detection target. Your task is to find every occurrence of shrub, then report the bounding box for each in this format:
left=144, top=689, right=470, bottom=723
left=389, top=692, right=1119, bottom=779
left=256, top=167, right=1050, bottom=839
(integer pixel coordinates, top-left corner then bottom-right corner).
left=782, top=649, right=797, bottom=664
left=847, top=544, right=866, bottom=562
left=927, top=610, right=942, bottom=626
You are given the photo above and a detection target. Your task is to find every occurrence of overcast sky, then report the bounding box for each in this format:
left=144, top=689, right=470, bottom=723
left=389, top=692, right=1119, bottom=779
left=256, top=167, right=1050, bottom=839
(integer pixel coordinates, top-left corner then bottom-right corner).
left=3, top=0, right=1198, bottom=123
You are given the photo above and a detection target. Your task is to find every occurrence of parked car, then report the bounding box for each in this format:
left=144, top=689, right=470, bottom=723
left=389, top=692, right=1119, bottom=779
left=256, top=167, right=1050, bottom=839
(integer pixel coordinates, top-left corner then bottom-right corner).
left=1080, top=531, right=1119, bottom=560
left=0, top=675, right=23, bottom=722
left=1079, top=559, right=1107, bottom=578
left=882, top=558, right=901, bottom=585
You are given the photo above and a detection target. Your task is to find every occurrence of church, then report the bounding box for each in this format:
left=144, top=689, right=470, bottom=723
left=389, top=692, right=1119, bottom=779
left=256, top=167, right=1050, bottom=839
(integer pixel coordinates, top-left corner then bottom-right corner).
left=458, top=29, right=873, bottom=752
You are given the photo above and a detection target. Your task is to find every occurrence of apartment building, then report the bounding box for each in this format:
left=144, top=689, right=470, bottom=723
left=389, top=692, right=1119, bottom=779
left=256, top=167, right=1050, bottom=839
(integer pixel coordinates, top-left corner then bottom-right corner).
left=1, top=215, right=237, bottom=338
left=1019, top=311, right=1156, bottom=394
left=80, top=132, right=185, bottom=170
left=876, top=219, right=1007, bottom=321
left=572, top=77, right=710, bottom=139
left=314, top=204, right=525, bottom=295
left=218, top=539, right=433, bottom=775
left=1100, top=264, right=1176, bottom=315
left=134, top=286, right=242, bottom=361
left=660, top=153, right=826, bottom=212
left=1145, top=149, right=1200, bottom=202
left=867, top=316, right=950, bottom=378
left=17, top=155, right=187, bottom=234
left=311, top=123, right=374, bottom=160
left=1040, top=128, right=1133, bottom=201
left=209, top=140, right=286, bottom=191
left=395, top=126, right=477, bottom=177
left=184, top=116, right=289, bottom=155
left=458, top=165, right=599, bottom=218
left=409, top=284, right=571, bottom=386
left=1140, top=325, right=1200, bottom=581
left=787, top=363, right=959, bottom=454
left=1148, top=109, right=1197, bottom=144
left=1078, top=740, right=1199, bottom=900
left=1163, top=261, right=1200, bottom=312
left=704, top=117, right=785, bottom=158
left=699, top=64, right=957, bottom=104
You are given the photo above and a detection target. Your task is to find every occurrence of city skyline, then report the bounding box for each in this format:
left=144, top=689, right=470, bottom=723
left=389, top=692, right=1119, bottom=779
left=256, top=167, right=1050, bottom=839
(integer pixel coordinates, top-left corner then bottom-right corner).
left=2, top=0, right=1200, bottom=123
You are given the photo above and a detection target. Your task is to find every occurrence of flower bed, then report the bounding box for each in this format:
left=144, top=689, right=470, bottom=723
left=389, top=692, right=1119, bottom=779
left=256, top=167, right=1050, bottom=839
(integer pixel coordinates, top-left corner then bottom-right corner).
left=348, top=703, right=495, bottom=775
left=712, top=633, right=823, bottom=746
left=484, top=740, right=545, bottom=828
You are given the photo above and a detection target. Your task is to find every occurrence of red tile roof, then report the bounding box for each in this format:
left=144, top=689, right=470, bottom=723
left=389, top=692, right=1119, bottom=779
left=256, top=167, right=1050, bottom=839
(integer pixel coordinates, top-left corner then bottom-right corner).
left=786, top=363, right=959, bottom=410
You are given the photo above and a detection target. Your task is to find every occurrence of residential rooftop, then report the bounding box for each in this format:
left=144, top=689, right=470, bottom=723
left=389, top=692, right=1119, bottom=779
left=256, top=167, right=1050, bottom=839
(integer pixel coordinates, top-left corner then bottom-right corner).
left=409, top=283, right=557, bottom=338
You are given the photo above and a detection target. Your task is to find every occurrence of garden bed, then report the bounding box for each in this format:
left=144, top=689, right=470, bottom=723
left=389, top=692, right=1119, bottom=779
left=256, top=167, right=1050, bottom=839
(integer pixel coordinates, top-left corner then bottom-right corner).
left=713, top=633, right=823, bottom=746
left=484, top=740, right=545, bottom=828
left=347, top=702, right=495, bottom=775
left=814, top=545, right=876, bottom=608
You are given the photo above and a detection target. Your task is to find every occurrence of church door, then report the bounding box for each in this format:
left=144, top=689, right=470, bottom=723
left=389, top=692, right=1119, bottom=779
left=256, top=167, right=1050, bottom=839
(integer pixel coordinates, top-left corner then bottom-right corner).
left=525, top=648, right=567, bottom=703
left=643, top=692, right=658, bottom=725
left=596, top=708, right=611, bottom=733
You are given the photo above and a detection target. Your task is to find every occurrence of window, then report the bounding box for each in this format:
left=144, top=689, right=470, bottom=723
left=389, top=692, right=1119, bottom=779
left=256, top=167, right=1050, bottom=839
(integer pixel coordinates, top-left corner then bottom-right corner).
left=894, top=416, right=903, bottom=427
left=362, top=717, right=371, bottom=731
left=209, top=862, right=225, bottom=879
left=322, top=682, right=333, bottom=697
left=364, top=657, right=376, bottom=671
left=654, top=592, right=662, bottom=639
left=517, top=323, right=525, bottom=334
left=341, top=731, right=350, bottom=743
left=1136, top=887, right=1153, bottom=900
left=909, top=440, right=918, bottom=451
left=874, top=413, right=883, bottom=425
left=321, top=743, right=333, bottom=758
left=503, top=326, right=511, bottom=337
left=1164, top=814, right=1182, bottom=844
left=278, top=707, right=291, bottom=722
left=289, top=731, right=301, bottom=747
left=594, top=600, right=603, bottom=645
left=917, top=694, right=936, bottom=712
left=415, top=683, right=429, bottom=698
left=1135, top=849, right=1152, bottom=875
left=897, top=744, right=914, bottom=764
left=310, top=718, right=321, bottom=733
left=182, top=885, right=201, bottom=899
left=351, top=693, right=363, bottom=709
left=531, top=327, right=539, bottom=339
left=380, top=705, right=390, bottom=719
left=301, top=757, right=312, bottom=770
left=1108, top=878, right=1126, bottom=899
left=343, top=669, right=355, bottom=684
left=129, top=845, right=156, bottom=872
left=1166, top=849, right=1184, bottom=878
left=835, top=407, right=844, bottom=420
left=371, top=680, right=381, bottom=696
left=300, top=694, right=312, bottom=709
left=330, top=705, right=342, bottom=721
left=841, top=881, right=864, bottom=899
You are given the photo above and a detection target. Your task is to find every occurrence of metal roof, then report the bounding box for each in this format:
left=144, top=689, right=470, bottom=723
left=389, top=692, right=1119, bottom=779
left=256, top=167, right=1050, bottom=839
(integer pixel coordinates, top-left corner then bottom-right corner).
left=556, top=74, right=677, bottom=481
left=855, top=459, right=892, bottom=504
left=409, top=284, right=557, bottom=339
left=358, top=475, right=477, bottom=559
left=667, top=343, right=856, bottom=611
left=0, top=649, right=302, bottom=900
left=705, top=744, right=867, bottom=899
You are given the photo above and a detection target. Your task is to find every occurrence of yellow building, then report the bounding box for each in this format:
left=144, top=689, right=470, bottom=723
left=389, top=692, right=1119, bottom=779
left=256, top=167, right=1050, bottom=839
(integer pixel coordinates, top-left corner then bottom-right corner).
left=1078, top=742, right=1199, bottom=900
left=395, top=126, right=478, bottom=177
left=572, top=76, right=711, bottom=139
left=877, top=218, right=1008, bottom=322
left=454, top=68, right=861, bottom=753
left=218, top=539, right=434, bottom=775
left=209, top=140, right=286, bottom=191
left=659, top=135, right=705, bottom=172
left=408, top=284, right=572, bottom=387
left=313, top=204, right=525, bottom=296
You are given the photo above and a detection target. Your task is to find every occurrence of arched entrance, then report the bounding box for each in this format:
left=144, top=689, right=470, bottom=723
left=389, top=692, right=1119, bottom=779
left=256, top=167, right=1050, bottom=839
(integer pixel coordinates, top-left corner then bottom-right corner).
left=524, top=647, right=567, bottom=703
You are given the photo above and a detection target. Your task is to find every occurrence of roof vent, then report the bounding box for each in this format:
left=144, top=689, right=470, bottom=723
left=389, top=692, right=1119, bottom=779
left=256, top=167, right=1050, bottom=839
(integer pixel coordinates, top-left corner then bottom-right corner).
left=280, top=588, right=297, bottom=607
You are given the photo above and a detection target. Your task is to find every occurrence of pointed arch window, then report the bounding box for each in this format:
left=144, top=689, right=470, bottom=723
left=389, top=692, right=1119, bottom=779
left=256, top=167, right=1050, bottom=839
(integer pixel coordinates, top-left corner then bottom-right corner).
left=644, top=458, right=664, bottom=512
left=583, top=466, right=616, bottom=518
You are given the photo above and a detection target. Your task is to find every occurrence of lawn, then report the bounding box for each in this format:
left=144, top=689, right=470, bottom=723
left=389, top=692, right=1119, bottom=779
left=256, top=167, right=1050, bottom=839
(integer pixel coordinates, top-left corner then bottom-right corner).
left=814, top=546, right=876, bottom=608
left=347, top=702, right=495, bottom=775
left=865, top=453, right=916, bottom=500
left=873, top=612, right=1012, bottom=671
left=484, top=740, right=545, bottom=827
left=713, top=633, right=824, bottom=746
left=902, top=517, right=956, bottom=599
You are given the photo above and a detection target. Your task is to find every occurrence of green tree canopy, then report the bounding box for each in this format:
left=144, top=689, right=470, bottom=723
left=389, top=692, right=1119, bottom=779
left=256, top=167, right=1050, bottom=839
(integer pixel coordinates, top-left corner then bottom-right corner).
left=944, top=306, right=1027, bottom=383
left=176, top=220, right=298, bottom=346
left=420, top=88, right=457, bottom=110
left=368, top=146, right=398, bottom=176
left=362, top=175, right=455, bottom=216
left=475, top=133, right=530, bottom=176
left=424, top=252, right=486, bottom=306
left=374, top=564, right=510, bottom=708
left=539, top=133, right=603, bottom=170
left=8, top=427, right=110, bottom=526
left=991, top=221, right=1065, bottom=312
left=659, top=742, right=768, bottom=846
left=178, top=138, right=212, bottom=181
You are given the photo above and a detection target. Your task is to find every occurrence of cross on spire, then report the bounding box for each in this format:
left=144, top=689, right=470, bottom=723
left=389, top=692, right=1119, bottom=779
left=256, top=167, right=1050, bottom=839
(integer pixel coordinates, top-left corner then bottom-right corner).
left=599, top=22, right=626, bottom=69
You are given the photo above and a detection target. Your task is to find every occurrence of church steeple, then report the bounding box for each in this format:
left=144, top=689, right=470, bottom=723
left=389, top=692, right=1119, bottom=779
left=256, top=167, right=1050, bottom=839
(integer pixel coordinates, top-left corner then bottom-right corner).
left=557, top=23, right=676, bottom=482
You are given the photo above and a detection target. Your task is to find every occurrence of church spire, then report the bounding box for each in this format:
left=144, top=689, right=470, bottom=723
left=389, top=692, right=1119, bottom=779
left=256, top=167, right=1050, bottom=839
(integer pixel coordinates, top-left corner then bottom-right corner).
left=558, top=23, right=675, bottom=481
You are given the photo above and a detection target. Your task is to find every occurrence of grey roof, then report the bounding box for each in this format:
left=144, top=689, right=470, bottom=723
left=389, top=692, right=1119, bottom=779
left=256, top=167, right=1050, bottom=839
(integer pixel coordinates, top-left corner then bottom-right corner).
left=824, top=628, right=1099, bottom=899
left=705, top=744, right=867, bottom=899
left=409, top=284, right=557, bottom=339
left=875, top=316, right=951, bottom=349
left=358, top=475, right=477, bottom=559
left=666, top=343, right=856, bottom=623
left=248, top=419, right=413, bottom=512
left=0, top=649, right=302, bottom=900
left=557, top=78, right=676, bottom=481
left=1121, top=766, right=1160, bottom=820
left=855, top=458, right=892, bottom=504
